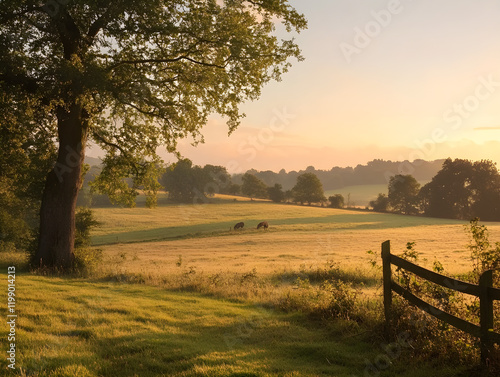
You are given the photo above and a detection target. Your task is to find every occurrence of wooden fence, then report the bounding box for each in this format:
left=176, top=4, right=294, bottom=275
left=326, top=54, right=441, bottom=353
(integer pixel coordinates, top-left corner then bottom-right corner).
left=381, top=240, right=500, bottom=365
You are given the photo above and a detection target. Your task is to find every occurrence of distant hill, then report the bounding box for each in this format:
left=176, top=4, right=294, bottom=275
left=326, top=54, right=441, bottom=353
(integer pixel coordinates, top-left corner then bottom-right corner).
left=79, top=158, right=445, bottom=207
left=232, top=159, right=445, bottom=191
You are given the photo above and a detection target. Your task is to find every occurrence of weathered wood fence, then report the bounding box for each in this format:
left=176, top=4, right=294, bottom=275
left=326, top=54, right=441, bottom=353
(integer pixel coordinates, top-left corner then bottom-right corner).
left=381, top=240, right=500, bottom=365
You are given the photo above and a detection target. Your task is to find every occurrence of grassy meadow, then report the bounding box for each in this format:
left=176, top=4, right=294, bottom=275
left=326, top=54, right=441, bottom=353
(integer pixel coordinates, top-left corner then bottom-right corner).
left=324, top=184, right=388, bottom=208
left=92, top=196, right=500, bottom=276
left=324, top=182, right=429, bottom=208
left=3, top=195, right=500, bottom=376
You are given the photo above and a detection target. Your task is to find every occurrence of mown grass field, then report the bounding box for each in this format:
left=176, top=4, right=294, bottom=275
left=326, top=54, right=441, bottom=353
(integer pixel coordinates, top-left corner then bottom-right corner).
left=92, top=197, right=500, bottom=275
left=324, top=182, right=429, bottom=208
left=3, top=196, right=499, bottom=376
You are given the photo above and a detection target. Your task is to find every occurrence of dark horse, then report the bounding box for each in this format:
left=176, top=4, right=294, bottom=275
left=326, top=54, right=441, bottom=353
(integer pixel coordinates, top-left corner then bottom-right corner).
left=257, top=221, right=268, bottom=230
left=234, top=222, right=244, bottom=230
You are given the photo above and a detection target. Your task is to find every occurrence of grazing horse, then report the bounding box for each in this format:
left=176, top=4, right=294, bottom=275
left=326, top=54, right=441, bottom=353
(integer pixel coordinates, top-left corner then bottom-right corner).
left=234, top=222, right=244, bottom=230
left=257, top=221, right=268, bottom=230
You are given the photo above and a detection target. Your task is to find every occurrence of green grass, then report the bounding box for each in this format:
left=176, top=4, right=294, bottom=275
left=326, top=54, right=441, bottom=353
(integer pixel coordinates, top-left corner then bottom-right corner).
left=91, top=200, right=463, bottom=246
left=2, top=197, right=494, bottom=376
left=0, top=272, right=470, bottom=377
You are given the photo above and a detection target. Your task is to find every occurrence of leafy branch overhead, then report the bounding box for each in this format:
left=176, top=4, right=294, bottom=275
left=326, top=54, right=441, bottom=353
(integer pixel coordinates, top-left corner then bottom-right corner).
left=0, top=0, right=306, bottom=268
left=1, top=0, right=306, bottom=202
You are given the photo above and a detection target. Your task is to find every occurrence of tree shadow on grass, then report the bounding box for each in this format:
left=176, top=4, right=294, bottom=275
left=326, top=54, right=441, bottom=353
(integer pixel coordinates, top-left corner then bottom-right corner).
left=92, top=312, right=373, bottom=377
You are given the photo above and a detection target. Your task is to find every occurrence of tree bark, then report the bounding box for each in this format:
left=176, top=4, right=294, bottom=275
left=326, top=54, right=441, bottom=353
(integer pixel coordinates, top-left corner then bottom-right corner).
left=33, top=103, right=87, bottom=269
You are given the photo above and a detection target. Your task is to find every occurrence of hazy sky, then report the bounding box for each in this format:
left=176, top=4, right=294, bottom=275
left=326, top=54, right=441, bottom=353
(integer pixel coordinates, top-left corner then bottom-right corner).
left=90, top=1, right=500, bottom=173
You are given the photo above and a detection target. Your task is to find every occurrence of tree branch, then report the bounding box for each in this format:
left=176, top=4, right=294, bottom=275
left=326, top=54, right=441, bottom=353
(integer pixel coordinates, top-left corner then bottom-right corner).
left=108, top=55, right=227, bottom=71
left=86, top=5, right=116, bottom=47
left=42, top=5, right=82, bottom=59
left=91, top=130, right=141, bottom=176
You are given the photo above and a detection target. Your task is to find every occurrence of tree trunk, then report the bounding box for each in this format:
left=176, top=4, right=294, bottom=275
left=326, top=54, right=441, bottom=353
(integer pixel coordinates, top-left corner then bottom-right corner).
left=33, top=104, right=87, bottom=269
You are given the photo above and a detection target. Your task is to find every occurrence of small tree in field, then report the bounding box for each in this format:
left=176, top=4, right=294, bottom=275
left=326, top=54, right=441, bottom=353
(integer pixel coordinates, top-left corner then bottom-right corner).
left=292, top=173, right=326, bottom=205
left=241, top=173, right=268, bottom=200
left=388, top=174, right=420, bottom=215
left=162, top=159, right=209, bottom=203
left=369, top=193, right=389, bottom=212
left=268, top=183, right=285, bottom=203
left=328, top=194, right=344, bottom=208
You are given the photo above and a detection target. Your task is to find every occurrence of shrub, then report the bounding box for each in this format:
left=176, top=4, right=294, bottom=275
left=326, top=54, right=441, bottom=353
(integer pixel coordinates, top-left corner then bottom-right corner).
left=319, top=279, right=358, bottom=321
left=75, top=207, right=101, bottom=248
left=73, top=247, right=103, bottom=276
left=73, top=207, right=102, bottom=275
left=369, top=193, right=389, bottom=212
left=466, top=218, right=500, bottom=283
left=328, top=194, right=344, bottom=208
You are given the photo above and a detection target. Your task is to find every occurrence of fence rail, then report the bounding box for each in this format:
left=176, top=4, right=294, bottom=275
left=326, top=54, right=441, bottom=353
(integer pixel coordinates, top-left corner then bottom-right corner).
left=381, top=240, right=500, bottom=365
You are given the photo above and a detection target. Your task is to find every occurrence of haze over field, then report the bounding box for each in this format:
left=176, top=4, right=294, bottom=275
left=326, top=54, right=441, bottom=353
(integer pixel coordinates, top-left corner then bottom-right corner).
left=92, top=0, right=500, bottom=172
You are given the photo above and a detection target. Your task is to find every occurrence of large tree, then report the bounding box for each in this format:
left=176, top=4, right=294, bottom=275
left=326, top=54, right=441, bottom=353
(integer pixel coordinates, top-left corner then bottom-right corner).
left=0, top=93, right=57, bottom=251
left=161, top=159, right=207, bottom=203
left=1, top=1, right=306, bottom=268
left=241, top=173, right=268, bottom=200
left=388, top=174, right=420, bottom=215
left=161, top=159, right=231, bottom=203
left=267, top=183, right=285, bottom=203
left=420, top=158, right=500, bottom=220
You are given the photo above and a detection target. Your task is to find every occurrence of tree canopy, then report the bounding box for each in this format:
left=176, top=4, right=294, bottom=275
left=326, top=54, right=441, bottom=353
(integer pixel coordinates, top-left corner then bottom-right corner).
left=369, top=193, right=389, bottom=213
left=161, top=159, right=232, bottom=203
left=241, top=173, right=268, bottom=200
left=328, top=194, right=344, bottom=209
left=420, top=158, right=500, bottom=220
left=0, top=0, right=306, bottom=268
left=292, top=173, right=326, bottom=205
left=267, top=183, right=285, bottom=203
left=388, top=174, right=420, bottom=215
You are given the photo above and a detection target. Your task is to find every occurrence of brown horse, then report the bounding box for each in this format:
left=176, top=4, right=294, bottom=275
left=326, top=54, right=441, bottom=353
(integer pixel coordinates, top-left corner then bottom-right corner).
left=234, top=222, right=244, bottom=230
left=257, top=221, right=268, bottom=230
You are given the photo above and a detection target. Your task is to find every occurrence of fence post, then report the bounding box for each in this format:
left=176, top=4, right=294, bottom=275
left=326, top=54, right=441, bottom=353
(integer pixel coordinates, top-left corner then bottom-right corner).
left=381, top=240, right=392, bottom=337
left=479, top=269, right=494, bottom=367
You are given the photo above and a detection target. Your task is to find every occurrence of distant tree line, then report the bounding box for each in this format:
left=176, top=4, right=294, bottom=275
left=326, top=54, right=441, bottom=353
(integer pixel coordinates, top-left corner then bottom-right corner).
left=78, top=157, right=445, bottom=206
left=370, top=158, right=500, bottom=221
left=232, top=159, right=444, bottom=191
left=79, top=157, right=488, bottom=220
left=161, top=159, right=238, bottom=203
left=158, top=159, right=330, bottom=206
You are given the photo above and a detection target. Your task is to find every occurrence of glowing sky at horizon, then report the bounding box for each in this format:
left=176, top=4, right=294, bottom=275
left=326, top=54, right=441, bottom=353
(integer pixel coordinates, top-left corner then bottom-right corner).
left=87, top=1, right=500, bottom=173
